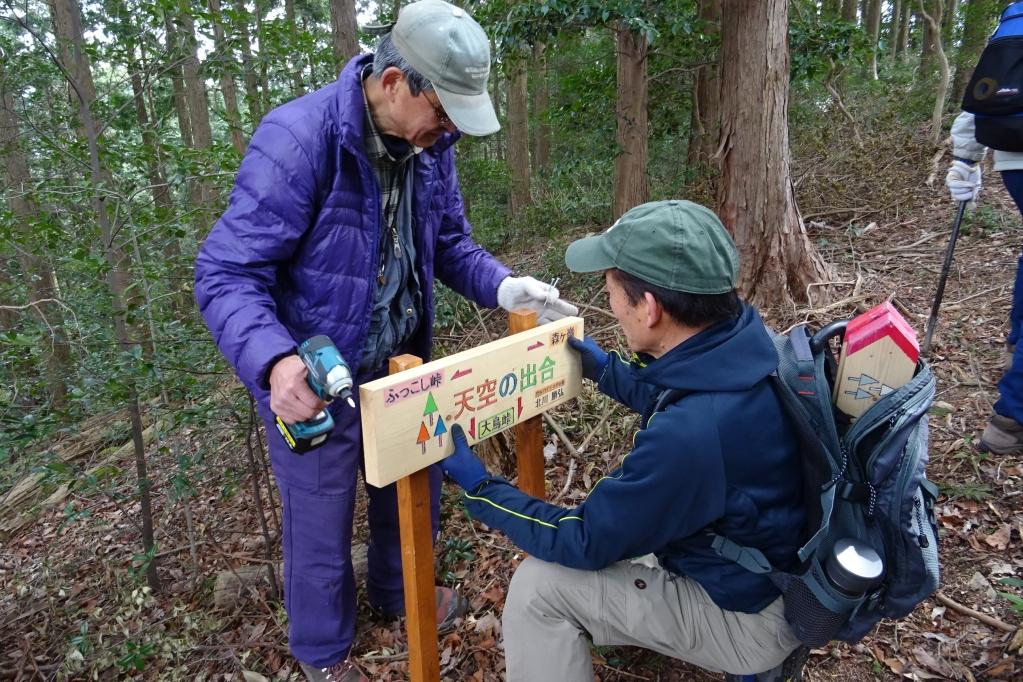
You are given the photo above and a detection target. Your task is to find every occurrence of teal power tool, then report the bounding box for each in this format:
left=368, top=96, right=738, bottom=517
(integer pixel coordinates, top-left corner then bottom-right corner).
left=275, top=335, right=356, bottom=454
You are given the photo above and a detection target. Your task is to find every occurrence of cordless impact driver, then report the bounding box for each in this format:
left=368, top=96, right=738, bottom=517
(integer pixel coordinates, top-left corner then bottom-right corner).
left=275, top=335, right=355, bottom=454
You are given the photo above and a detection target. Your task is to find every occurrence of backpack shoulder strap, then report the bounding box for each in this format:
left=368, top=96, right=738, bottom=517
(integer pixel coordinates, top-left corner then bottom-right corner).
left=653, top=388, right=687, bottom=413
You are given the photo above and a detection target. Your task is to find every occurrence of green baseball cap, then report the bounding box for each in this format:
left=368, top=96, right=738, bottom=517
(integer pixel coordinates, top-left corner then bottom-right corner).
left=564, top=200, right=739, bottom=294
left=391, top=0, right=499, bottom=136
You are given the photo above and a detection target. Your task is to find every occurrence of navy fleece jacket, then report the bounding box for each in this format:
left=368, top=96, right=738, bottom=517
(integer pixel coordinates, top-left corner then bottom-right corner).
left=459, top=304, right=805, bottom=613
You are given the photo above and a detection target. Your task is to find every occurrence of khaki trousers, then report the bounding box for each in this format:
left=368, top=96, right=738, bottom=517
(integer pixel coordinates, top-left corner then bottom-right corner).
left=502, top=557, right=802, bottom=681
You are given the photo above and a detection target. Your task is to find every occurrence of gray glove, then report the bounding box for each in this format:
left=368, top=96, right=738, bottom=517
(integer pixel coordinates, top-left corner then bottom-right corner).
left=497, top=275, right=578, bottom=324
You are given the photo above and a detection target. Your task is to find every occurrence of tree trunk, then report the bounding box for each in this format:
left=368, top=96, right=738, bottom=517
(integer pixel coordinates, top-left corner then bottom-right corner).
left=49, top=0, right=159, bottom=592
left=175, top=0, right=217, bottom=210
left=842, top=0, right=858, bottom=22
left=128, top=69, right=172, bottom=213
left=687, top=0, right=722, bottom=171
left=209, top=0, right=247, bottom=154
left=329, top=0, right=360, bottom=73
left=531, top=42, right=550, bottom=181
left=920, top=0, right=944, bottom=74
left=163, top=12, right=194, bottom=149
left=284, top=0, right=306, bottom=96
left=612, top=25, right=649, bottom=221
left=507, top=60, right=530, bottom=219
left=866, top=0, right=882, bottom=79
left=951, top=0, right=1000, bottom=104
left=490, top=38, right=503, bottom=163
left=0, top=65, right=71, bottom=407
left=0, top=270, right=14, bottom=331
left=942, top=0, right=961, bottom=46
left=890, top=1, right=903, bottom=59
left=717, top=0, right=832, bottom=308
left=304, top=16, right=320, bottom=90
left=176, top=3, right=214, bottom=153
left=128, top=66, right=189, bottom=312
left=897, top=0, right=912, bottom=57
left=236, top=0, right=263, bottom=125
left=256, top=1, right=272, bottom=115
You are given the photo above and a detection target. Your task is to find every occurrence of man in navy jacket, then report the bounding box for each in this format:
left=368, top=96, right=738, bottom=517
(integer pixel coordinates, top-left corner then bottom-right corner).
left=442, top=200, right=806, bottom=681
left=194, top=2, right=574, bottom=680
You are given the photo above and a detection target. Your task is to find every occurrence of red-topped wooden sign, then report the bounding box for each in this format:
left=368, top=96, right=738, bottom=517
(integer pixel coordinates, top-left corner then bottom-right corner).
left=833, top=302, right=919, bottom=419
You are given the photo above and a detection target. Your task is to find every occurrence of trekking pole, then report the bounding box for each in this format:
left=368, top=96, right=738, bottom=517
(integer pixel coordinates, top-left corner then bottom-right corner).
left=922, top=200, right=968, bottom=355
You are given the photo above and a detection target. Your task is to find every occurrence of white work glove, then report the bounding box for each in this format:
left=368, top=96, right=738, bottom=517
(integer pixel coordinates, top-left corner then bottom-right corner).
left=945, top=159, right=981, bottom=203
left=497, top=275, right=578, bottom=324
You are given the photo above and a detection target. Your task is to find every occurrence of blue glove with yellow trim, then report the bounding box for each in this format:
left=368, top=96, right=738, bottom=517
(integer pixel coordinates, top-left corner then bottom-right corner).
left=442, top=424, right=489, bottom=490
left=568, top=335, right=609, bottom=382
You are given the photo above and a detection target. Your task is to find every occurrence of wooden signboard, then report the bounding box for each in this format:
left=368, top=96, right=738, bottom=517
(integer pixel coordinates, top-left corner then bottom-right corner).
left=360, top=316, right=584, bottom=487
left=833, top=302, right=919, bottom=419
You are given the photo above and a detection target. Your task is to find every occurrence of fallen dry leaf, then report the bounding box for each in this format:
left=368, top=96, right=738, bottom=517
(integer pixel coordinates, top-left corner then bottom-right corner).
left=1009, top=628, right=1023, bottom=654
left=912, top=646, right=957, bottom=678
left=984, top=523, right=1012, bottom=551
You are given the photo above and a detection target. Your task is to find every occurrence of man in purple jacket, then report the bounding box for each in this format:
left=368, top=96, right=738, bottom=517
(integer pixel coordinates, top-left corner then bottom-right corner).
left=194, top=2, right=575, bottom=680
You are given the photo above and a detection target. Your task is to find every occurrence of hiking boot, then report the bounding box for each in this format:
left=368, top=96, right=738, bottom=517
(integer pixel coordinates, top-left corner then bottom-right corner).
left=980, top=414, right=1023, bottom=454
left=381, top=586, right=469, bottom=632
left=723, top=645, right=809, bottom=682
left=299, top=658, right=368, bottom=682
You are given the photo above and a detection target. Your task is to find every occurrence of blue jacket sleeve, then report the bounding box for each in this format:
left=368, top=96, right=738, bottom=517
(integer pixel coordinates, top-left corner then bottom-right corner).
left=431, top=152, right=511, bottom=308
left=460, top=407, right=727, bottom=570
left=596, top=351, right=657, bottom=413
left=194, top=119, right=320, bottom=390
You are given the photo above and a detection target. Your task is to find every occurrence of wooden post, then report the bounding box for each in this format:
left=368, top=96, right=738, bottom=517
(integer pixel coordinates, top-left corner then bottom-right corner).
left=508, top=310, right=546, bottom=499
left=390, top=354, right=440, bottom=682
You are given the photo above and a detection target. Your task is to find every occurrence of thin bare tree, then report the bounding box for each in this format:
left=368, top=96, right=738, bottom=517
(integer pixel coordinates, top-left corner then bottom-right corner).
left=47, top=0, right=160, bottom=591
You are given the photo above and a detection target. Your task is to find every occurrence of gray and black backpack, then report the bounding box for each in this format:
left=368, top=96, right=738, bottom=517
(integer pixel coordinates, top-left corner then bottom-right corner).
left=660, top=320, right=940, bottom=646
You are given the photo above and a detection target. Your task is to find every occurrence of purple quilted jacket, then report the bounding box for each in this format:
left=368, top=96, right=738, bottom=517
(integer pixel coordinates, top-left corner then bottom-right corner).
left=194, top=54, right=510, bottom=402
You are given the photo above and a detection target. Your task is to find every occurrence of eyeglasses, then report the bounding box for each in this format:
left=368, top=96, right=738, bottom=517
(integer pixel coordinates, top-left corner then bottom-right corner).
left=424, top=91, right=452, bottom=127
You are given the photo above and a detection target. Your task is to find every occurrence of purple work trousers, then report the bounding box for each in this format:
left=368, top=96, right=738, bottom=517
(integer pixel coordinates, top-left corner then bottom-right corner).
left=259, top=389, right=442, bottom=669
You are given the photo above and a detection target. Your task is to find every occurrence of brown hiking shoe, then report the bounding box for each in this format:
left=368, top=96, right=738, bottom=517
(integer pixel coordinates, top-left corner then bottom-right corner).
left=380, top=586, right=469, bottom=632
left=980, top=414, right=1023, bottom=455
left=299, top=658, right=368, bottom=682
left=434, top=586, right=469, bottom=632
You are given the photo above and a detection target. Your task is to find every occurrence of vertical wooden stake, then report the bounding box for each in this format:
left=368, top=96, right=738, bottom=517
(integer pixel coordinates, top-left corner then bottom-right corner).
left=390, top=354, right=440, bottom=682
left=508, top=310, right=546, bottom=499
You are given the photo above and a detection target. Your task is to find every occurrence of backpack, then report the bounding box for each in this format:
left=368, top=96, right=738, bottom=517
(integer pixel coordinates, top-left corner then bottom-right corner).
left=656, top=319, right=939, bottom=646
left=962, top=2, right=1023, bottom=152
